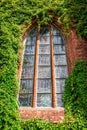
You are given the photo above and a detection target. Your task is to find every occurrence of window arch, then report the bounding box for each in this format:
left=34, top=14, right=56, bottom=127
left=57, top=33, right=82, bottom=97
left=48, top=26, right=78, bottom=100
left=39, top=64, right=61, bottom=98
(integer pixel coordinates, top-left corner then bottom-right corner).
left=19, top=24, right=68, bottom=107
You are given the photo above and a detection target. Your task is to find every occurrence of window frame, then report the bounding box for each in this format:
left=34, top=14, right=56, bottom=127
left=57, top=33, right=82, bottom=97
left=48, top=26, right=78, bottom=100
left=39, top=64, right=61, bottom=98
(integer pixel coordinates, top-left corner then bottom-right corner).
left=19, top=24, right=68, bottom=108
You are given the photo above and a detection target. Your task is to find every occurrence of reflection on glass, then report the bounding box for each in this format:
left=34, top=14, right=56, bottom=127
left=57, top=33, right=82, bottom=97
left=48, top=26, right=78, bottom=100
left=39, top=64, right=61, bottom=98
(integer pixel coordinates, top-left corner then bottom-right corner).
left=28, top=27, right=36, bottom=37
left=40, top=36, right=50, bottom=44
left=53, top=36, right=62, bottom=44
left=53, top=26, right=60, bottom=35
left=53, top=26, right=68, bottom=107
left=19, top=27, right=36, bottom=107
left=25, top=45, right=35, bottom=54
left=56, top=94, right=63, bottom=107
left=54, top=55, right=67, bottom=65
left=19, top=25, right=68, bottom=107
left=26, top=37, right=36, bottom=45
left=55, top=66, right=68, bottom=78
left=20, top=80, right=33, bottom=93
left=54, top=45, right=65, bottom=54
left=38, top=67, right=51, bottom=78
left=37, top=80, right=51, bottom=93
left=37, top=94, right=52, bottom=107
left=24, top=56, right=34, bottom=65
left=19, top=94, right=32, bottom=107
left=39, top=26, right=50, bottom=36
left=39, top=45, right=50, bottom=54
left=37, top=26, right=51, bottom=107
left=39, top=55, right=50, bottom=65
left=22, top=67, right=34, bottom=78
left=56, top=80, right=65, bottom=93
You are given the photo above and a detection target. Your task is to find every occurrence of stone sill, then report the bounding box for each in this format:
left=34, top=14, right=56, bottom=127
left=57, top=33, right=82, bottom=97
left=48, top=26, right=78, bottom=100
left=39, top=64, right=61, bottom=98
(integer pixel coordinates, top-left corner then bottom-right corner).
left=19, top=107, right=64, bottom=110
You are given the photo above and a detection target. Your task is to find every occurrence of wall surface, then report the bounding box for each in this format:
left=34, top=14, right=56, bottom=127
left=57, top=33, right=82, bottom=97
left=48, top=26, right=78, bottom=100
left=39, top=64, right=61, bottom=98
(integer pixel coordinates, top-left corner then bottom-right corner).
left=19, top=108, right=64, bottom=123
left=18, top=22, right=87, bottom=123
left=66, top=28, right=87, bottom=74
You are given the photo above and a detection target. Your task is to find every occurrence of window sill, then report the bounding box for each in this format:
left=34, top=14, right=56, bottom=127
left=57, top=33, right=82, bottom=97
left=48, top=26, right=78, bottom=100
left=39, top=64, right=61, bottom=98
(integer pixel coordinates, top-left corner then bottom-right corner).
left=19, top=107, right=64, bottom=110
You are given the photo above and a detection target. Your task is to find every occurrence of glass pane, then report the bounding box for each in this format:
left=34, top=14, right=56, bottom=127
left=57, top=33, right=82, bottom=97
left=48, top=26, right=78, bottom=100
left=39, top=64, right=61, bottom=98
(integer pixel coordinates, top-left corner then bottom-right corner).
left=39, top=45, right=50, bottom=54
left=37, top=94, right=52, bottom=107
left=56, top=94, right=63, bottom=107
left=40, top=36, right=50, bottom=44
left=20, top=80, right=33, bottom=93
left=26, top=37, right=36, bottom=45
left=56, top=79, right=65, bottom=93
left=39, top=26, right=50, bottom=36
left=39, top=55, right=50, bottom=65
left=53, top=36, right=63, bottom=44
left=25, top=45, right=35, bottom=54
left=24, top=55, right=34, bottom=65
left=19, top=94, right=32, bottom=107
left=19, top=27, right=36, bottom=107
left=38, top=67, right=51, bottom=78
left=55, top=66, right=68, bottom=78
left=37, top=80, right=51, bottom=93
left=28, top=27, right=36, bottom=37
left=54, top=55, right=67, bottom=65
left=53, top=26, right=60, bottom=35
left=22, top=67, right=34, bottom=78
left=54, top=45, right=65, bottom=54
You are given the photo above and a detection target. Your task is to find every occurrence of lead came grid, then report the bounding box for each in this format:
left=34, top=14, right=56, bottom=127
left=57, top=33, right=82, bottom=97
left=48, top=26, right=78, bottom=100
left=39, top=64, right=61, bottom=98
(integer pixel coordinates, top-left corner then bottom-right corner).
left=53, top=26, right=68, bottom=107
left=19, top=25, right=68, bottom=107
left=19, top=28, right=36, bottom=106
left=37, top=26, right=52, bottom=107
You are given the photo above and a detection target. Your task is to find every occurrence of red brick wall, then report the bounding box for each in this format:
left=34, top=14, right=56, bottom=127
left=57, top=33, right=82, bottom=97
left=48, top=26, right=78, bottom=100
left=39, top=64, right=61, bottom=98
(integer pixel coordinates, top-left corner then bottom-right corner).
left=66, top=28, right=87, bottom=74
left=19, top=108, right=64, bottom=123
left=18, top=22, right=87, bottom=123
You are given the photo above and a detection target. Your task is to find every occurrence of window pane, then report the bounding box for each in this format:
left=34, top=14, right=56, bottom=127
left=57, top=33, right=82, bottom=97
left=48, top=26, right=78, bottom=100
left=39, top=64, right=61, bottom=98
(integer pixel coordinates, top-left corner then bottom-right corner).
left=55, top=66, right=68, bottom=78
left=39, top=45, right=50, bottom=54
left=56, top=94, right=63, bottom=107
left=20, top=80, right=33, bottom=93
left=25, top=45, right=35, bottom=54
left=53, top=26, right=60, bottom=35
left=39, top=55, right=50, bottom=65
left=22, top=67, right=34, bottom=78
left=37, top=80, right=51, bottom=93
left=19, top=94, right=32, bottom=107
left=28, top=27, right=36, bottom=37
left=26, top=37, right=36, bottom=45
left=39, top=26, right=50, bottom=36
left=24, top=55, right=34, bottom=65
left=39, top=36, right=50, bottom=44
left=53, top=36, right=63, bottom=44
left=54, top=45, right=65, bottom=54
left=37, top=94, right=52, bottom=107
left=54, top=55, right=67, bottom=65
left=19, top=27, right=36, bottom=107
left=56, top=79, right=65, bottom=93
left=38, top=67, right=51, bottom=78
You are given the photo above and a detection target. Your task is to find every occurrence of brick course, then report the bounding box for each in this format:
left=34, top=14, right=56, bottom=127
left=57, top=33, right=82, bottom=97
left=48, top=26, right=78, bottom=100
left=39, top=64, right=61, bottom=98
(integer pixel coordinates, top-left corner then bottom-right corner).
left=19, top=108, right=64, bottom=123
left=66, top=28, right=87, bottom=74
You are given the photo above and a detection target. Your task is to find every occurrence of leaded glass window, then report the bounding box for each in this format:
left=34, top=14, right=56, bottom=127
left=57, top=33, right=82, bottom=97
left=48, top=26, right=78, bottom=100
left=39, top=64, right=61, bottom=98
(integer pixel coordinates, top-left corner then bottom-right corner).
left=19, top=24, right=68, bottom=107
left=19, top=27, right=36, bottom=106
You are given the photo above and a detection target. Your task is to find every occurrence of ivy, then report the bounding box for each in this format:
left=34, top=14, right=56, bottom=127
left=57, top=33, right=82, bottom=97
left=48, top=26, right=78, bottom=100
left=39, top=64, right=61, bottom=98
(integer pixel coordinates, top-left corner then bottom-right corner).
left=0, top=0, right=87, bottom=129
left=63, top=60, right=87, bottom=120
left=59, top=0, right=87, bottom=38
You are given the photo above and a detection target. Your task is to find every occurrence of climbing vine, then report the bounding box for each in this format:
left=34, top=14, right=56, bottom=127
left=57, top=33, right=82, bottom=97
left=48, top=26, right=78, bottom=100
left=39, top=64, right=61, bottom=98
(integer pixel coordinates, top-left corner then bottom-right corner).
left=0, top=0, right=87, bottom=129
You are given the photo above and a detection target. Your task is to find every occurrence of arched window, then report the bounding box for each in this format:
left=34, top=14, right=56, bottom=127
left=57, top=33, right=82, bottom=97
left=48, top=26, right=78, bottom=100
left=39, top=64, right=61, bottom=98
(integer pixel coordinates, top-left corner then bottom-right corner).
left=19, top=24, right=68, bottom=107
